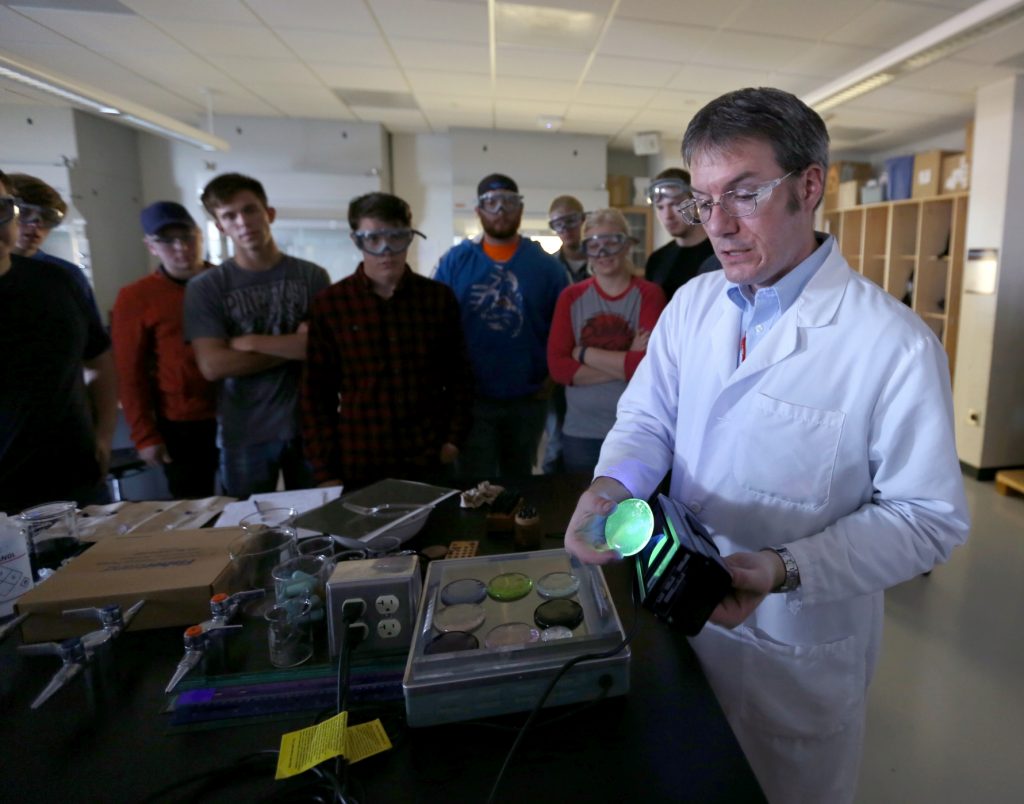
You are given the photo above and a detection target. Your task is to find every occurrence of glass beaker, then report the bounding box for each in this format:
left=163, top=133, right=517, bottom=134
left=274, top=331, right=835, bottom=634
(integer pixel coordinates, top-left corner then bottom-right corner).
left=17, top=501, right=80, bottom=578
left=228, top=526, right=298, bottom=596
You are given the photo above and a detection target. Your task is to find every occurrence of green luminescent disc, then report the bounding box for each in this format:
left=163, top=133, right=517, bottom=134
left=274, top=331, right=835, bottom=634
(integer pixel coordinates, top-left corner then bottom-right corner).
left=604, top=498, right=654, bottom=557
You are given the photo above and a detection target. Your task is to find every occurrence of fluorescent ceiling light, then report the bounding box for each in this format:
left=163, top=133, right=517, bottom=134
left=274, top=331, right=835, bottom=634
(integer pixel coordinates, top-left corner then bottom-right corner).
left=0, top=49, right=228, bottom=152
left=803, top=0, right=1024, bottom=113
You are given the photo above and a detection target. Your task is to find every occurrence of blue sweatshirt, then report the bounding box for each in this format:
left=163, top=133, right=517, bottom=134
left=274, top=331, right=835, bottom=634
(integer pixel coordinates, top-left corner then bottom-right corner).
left=435, top=237, right=568, bottom=399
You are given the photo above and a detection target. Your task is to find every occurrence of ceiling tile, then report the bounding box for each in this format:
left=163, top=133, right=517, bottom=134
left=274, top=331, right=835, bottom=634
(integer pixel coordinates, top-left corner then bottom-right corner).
left=664, top=64, right=768, bottom=95
left=152, top=20, right=293, bottom=59
left=782, top=41, right=882, bottom=76
left=949, top=17, right=1024, bottom=66
left=351, top=106, right=430, bottom=131
left=120, top=0, right=257, bottom=25
left=10, top=8, right=187, bottom=54
left=275, top=29, right=395, bottom=66
left=370, top=0, right=487, bottom=44
left=244, top=0, right=378, bottom=34
left=727, top=0, right=875, bottom=40
left=689, top=30, right=818, bottom=72
left=496, top=45, right=591, bottom=80
left=416, top=93, right=493, bottom=113
left=896, top=58, right=1018, bottom=94
left=600, top=17, right=711, bottom=62
left=495, top=76, right=577, bottom=102
left=841, top=85, right=975, bottom=117
left=494, top=2, right=605, bottom=51
left=390, top=37, right=490, bottom=73
left=308, top=64, right=411, bottom=92
left=615, top=0, right=741, bottom=29
left=646, top=88, right=717, bottom=113
left=494, top=98, right=569, bottom=118
left=574, top=82, right=656, bottom=108
left=586, top=55, right=672, bottom=88
left=421, top=107, right=493, bottom=131
left=0, top=5, right=101, bottom=46
left=824, top=0, right=955, bottom=49
left=256, top=86, right=356, bottom=119
left=206, top=56, right=316, bottom=85
left=405, top=70, right=492, bottom=97
left=564, top=102, right=639, bottom=123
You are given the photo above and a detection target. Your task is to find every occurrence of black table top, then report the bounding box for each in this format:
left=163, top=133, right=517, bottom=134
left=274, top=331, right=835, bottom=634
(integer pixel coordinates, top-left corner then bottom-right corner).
left=0, top=474, right=763, bottom=803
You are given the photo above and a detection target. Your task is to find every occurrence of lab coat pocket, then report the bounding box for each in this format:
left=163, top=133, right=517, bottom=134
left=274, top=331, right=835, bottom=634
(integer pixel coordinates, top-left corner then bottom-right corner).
left=733, top=394, right=844, bottom=510
left=696, top=623, right=864, bottom=739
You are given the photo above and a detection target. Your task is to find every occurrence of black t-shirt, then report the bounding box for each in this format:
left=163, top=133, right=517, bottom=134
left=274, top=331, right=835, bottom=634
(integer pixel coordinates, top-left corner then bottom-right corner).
left=0, top=255, right=111, bottom=513
left=644, top=238, right=719, bottom=301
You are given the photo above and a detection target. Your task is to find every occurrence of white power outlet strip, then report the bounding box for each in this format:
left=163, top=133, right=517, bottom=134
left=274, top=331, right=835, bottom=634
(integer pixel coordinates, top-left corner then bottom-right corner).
left=326, top=554, right=421, bottom=657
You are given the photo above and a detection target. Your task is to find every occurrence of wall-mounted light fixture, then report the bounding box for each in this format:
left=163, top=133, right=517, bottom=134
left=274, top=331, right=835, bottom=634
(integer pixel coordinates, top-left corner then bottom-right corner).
left=803, top=0, right=1024, bottom=113
left=0, top=50, right=229, bottom=152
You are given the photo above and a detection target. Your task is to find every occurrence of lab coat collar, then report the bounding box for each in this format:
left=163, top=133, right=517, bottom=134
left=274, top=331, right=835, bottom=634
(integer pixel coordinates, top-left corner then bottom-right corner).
left=712, top=236, right=849, bottom=388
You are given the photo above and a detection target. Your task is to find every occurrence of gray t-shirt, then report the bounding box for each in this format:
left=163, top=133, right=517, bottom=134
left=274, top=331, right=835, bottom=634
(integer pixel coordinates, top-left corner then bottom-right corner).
left=184, top=255, right=330, bottom=448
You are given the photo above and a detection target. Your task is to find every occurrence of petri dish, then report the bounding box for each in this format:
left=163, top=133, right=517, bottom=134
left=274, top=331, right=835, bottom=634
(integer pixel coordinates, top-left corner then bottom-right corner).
left=440, top=578, right=488, bottom=606
left=487, top=572, right=533, bottom=602
left=433, top=603, right=486, bottom=633
left=540, top=626, right=574, bottom=642
left=534, top=599, right=584, bottom=630
left=535, top=571, right=580, bottom=599
left=484, top=622, right=541, bottom=649
left=604, top=498, right=654, bottom=557
left=424, top=631, right=479, bottom=655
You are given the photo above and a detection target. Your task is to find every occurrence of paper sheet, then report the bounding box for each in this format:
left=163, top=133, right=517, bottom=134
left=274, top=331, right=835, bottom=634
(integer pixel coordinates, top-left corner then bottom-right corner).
left=214, top=488, right=344, bottom=538
left=274, top=712, right=391, bottom=780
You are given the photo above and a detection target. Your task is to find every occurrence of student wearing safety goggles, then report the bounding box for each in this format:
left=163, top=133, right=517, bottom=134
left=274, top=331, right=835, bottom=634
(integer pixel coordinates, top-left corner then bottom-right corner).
left=547, top=209, right=665, bottom=477
left=434, top=173, right=568, bottom=479
left=302, top=192, right=473, bottom=490
left=644, top=167, right=720, bottom=301
left=0, top=169, right=116, bottom=513
left=6, top=173, right=104, bottom=329
left=548, top=195, right=588, bottom=284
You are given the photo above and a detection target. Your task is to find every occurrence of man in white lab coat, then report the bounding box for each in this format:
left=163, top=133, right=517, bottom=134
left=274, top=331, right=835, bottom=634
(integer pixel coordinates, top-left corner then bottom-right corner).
left=564, top=88, right=970, bottom=803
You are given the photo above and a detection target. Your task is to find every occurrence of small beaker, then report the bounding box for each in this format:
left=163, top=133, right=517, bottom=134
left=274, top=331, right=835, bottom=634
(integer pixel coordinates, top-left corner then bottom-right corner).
left=296, top=535, right=339, bottom=561
left=265, top=604, right=313, bottom=668
left=272, top=555, right=331, bottom=607
left=17, top=501, right=80, bottom=578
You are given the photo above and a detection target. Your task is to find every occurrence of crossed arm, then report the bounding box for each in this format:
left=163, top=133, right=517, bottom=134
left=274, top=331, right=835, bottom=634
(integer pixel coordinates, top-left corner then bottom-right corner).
left=191, top=324, right=308, bottom=382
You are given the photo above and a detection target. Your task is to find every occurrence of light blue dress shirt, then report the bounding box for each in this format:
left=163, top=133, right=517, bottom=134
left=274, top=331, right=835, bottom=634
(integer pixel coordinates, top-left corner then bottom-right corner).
left=727, top=234, right=833, bottom=365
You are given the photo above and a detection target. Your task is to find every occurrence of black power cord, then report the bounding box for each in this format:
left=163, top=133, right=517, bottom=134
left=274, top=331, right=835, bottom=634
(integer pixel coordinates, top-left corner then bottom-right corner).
left=485, top=577, right=641, bottom=804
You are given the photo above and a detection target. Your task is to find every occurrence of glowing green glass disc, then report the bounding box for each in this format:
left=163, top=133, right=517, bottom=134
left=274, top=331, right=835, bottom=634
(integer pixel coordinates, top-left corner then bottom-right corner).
left=604, top=498, right=654, bottom=557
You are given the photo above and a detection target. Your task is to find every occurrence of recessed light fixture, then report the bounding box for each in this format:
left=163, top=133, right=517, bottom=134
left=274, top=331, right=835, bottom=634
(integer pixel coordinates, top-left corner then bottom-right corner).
left=537, top=115, right=563, bottom=131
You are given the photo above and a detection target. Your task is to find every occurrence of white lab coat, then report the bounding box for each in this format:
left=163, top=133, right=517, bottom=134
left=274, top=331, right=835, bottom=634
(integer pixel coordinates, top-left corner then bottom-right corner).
left=597, top=239, right=969, bottom=803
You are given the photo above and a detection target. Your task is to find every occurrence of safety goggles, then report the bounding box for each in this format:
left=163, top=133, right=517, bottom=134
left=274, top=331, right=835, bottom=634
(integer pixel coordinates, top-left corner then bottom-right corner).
left=15, top=200, right=64, bottom=229
left=477, top=192, right=524, bottom=214
left=676, top=172, right=794, bottom=226
left=352, top=227, right=425, bottom=256
left=645, top=178, right=690, bottom=205
left=549, top=211, right=584, bottom=233
left=148, top=232, right=197, bottom=247
left=0, top=195, right=18, bottom=225
left=582, top=232, right=633, bottom=258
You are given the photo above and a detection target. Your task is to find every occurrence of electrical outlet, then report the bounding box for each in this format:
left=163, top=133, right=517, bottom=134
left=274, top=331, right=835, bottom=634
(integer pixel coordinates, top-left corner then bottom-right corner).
left=375, top=594, right=400, bottom=615
left=377, top=618, right=401, bottom=638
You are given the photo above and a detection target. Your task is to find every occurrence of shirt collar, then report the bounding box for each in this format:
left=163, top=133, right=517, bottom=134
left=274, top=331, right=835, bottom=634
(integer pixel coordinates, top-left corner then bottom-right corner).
left=355, top=262, right=412, bottom=296
left=727, top=233, right=832, bottom=313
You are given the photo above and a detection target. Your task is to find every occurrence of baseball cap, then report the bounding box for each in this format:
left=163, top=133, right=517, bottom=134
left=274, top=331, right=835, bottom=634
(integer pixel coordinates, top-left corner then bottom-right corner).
left=477, top=173, right=518, bottom=197
left=140, top=201, right=196, bottom=235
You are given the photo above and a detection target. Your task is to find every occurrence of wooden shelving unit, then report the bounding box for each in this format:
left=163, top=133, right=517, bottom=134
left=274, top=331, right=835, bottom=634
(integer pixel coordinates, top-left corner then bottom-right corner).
left=822, top=191, right=968, bottom=378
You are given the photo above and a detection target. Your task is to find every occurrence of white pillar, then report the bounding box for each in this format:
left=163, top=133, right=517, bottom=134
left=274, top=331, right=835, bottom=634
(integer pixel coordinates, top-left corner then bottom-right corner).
left=953, top=74, right=1024, bottom=472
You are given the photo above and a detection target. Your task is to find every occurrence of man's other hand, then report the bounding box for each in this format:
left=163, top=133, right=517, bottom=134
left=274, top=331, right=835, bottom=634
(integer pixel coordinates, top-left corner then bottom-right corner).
left=709, top=550, right=783, bottom=628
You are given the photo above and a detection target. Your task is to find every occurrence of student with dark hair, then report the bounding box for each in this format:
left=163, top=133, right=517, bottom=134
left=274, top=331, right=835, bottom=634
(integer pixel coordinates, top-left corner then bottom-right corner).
left=301, top=192, right=472, bottom=489
left=185, top=172, right=329, bottom=497
left=0, top=170, right=115, bottom=512
left=644, top=166, right=719, bottom=300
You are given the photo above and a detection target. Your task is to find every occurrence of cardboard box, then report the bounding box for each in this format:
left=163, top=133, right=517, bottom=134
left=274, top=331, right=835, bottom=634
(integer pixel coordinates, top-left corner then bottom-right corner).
left=16, top=527, right=241, bottom=643
left=941, top=152, right=969, bottom=193
left=606, top=174, right=634, bottom=207
left=912, top=150, right=958, bottom=199
left=860, top=183, right=884, bottom=205
left=825, top=161, right=873, bottom=210
left=837, top=180, right=860, bottom=209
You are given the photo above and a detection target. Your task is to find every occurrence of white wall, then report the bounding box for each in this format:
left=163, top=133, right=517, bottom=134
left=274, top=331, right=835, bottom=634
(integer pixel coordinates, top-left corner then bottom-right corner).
left=392, top=132, right=453, bottom=275
left=68, top=110, right=149, bottom=317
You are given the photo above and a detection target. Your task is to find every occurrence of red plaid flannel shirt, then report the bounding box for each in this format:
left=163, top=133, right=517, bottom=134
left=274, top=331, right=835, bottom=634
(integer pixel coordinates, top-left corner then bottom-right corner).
left=301, top=265, right=473, bottom=486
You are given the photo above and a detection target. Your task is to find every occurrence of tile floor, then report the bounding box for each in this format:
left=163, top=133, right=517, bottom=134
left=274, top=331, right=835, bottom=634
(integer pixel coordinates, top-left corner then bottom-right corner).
left=856, top=474, right=1024, bottom=803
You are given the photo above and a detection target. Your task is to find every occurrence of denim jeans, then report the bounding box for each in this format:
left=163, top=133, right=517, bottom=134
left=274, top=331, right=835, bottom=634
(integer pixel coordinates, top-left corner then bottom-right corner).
left=220, top=436, right=313, bottom=499
left=561, top=434, right=604, bottom=479
left=456, top=396, right=548, bottom=481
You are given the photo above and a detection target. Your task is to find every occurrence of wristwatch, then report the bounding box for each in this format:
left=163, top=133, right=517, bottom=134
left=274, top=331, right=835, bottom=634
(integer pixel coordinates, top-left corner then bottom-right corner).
left=768, top=546, right=800, bottom=593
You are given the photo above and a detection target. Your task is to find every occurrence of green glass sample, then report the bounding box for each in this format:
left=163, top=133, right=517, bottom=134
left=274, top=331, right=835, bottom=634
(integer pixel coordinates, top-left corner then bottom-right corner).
left=604, top=498, right=654, bottom=557
left=487, top=572, right=533, bottom=602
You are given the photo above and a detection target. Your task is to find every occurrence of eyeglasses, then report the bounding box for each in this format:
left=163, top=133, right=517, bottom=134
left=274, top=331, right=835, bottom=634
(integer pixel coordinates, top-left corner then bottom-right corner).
left=582, top=232, right=632, bottom=258
left=15, top=200, right=64, bottom=229
left=477, top=192, right=523, bottom=214
left=645, top=178, right=690, bottom=205
left=549, top=212, right=584, bottom=233
left=675, top=171, right=795, bottom=226
left=148, top=233, right=197, bottom=247
left=352, top=228, right=425, bottom=256
left=0, top=196, right=18, bottom=225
